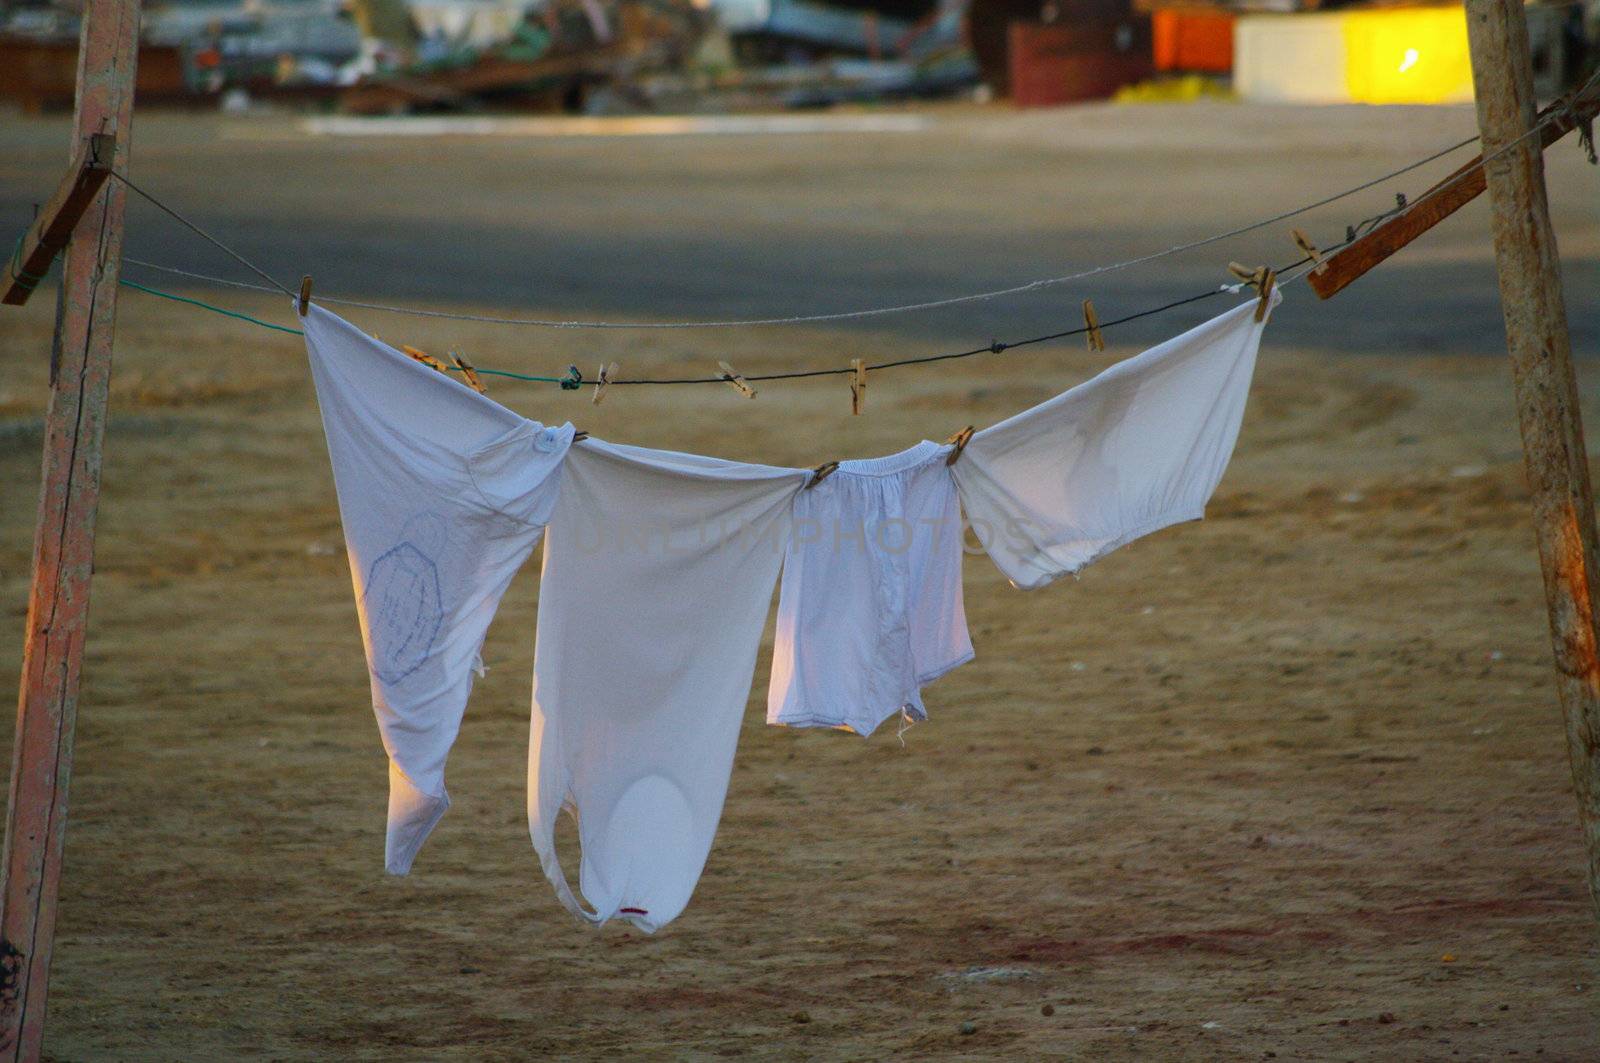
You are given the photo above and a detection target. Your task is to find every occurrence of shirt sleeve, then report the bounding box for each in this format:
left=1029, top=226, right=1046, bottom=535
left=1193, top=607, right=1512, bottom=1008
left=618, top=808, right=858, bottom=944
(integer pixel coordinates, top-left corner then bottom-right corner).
left=301, top=305, right=573, bottom=873
left=951, top=295, right=1275, bottom=590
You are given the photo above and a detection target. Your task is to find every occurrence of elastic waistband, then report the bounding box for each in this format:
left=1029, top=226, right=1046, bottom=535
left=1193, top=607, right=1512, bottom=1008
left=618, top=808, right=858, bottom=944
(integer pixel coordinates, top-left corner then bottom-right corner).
left=837, top=440, right=944, bottom=477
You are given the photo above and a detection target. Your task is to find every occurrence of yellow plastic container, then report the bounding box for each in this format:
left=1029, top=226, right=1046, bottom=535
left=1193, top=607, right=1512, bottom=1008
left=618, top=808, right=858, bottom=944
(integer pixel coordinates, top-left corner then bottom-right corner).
left=1234, top=6, right=1475, bottom=105
left=1341, top=6, right=1474, bottom=105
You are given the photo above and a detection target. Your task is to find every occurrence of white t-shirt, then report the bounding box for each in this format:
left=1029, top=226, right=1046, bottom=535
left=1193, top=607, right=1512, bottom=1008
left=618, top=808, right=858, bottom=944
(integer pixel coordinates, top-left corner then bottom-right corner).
left=302, top=305, right=574, bottom=874
left=528, top=439, right=806, bottom=932
left=952, top=296, right=1275, bottom=589
left=767, top=441, right=973, bottom=737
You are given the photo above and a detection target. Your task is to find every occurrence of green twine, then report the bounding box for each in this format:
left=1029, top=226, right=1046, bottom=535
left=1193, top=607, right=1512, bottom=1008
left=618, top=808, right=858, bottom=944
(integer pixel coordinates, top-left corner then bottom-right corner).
left=9, top=233, right=45, bottom=291
left=120, top=279, right=305, bottom=335
left=469, top=365, right=567, bottom=384
left=117, top=278, right=571, bottom=385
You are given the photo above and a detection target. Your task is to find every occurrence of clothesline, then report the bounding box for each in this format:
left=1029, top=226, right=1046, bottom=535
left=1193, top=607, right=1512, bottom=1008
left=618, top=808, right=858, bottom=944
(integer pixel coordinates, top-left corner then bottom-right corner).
left=113, top=132, right=1475, bottom=329
left=105, top=192, right=1359, bottom=388
left=114, top=270, right=1292, bottom=388
left=108, top=201, right=1346, bottom=388
left=95, top=190, right=1389, bottom=390
left=79, top=70, right=1598, bottom=391
left=103, top=228, right=1318, bottom=388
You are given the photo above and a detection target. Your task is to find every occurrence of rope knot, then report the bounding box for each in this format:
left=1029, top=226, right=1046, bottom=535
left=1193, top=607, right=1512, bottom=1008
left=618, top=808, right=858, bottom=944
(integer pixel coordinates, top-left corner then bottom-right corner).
left=560, top=365, right=583, bottom=391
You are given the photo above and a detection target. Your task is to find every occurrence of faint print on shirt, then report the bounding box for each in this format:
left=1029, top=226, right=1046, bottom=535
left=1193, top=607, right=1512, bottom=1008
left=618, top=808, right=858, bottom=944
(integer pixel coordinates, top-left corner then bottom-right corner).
left=562, top=513, right=1037, bottom=558
left=362, top=512, right=448, bottom=685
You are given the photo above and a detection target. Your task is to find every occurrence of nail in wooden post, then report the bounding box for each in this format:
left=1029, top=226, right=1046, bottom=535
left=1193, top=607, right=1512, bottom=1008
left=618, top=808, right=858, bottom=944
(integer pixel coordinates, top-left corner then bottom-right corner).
left=1466, top=0, right=1600, bottom=927
left=0, top=0, right=140, bottom=1054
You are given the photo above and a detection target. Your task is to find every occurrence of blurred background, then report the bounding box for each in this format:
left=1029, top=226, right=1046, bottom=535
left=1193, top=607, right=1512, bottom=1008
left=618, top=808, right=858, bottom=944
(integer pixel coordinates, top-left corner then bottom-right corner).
left=1, top=0, right=1595, bottom=119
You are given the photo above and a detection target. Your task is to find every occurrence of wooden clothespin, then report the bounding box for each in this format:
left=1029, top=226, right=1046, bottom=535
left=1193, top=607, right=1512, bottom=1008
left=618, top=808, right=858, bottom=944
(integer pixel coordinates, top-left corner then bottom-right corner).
left=1227, top=262, right=1265, bottom=288
left=849, top=357, right=867, bottom=416
left=1082, top=299, right=1105, bottom=352
left=450, top=351, right=487, bottom=393
left=1254, top=268, right=1275, bottom=323
left=592, top=361, right=618, bottom=405
left=1291, top=228, right=1326, bottom=273
left=297, top=275, right=312, bottom=316
left=1229, top=261, right=1277, bottom=318
left=944, top=425, right=975, bottom=467
left=717, top=360, right=756, bottom=398
left=807, top=460, right=839, bottom=488
left=400, top=344, right=451, bottom=375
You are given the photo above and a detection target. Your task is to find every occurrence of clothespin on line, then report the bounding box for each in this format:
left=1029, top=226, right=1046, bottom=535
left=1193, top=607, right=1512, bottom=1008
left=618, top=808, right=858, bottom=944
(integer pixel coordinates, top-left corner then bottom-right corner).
left=450, top=351, right=486, bottom=393
left=849, top=357, right=867, bottom=416
left=807, top=460, right=839, bottom=488
left=1291, top=229, right=1326, bottom=273
left=944, top=425, right=975, bottom=467
left=592, top=361, right=618, bottom=405
left=1254, top=268, right=1276, bottom=323
left=297, top=275, right=312, bottom=317
left=1228, top=262, right=1267, bottom=290
left=1082, top=299, right=1105, bottom=352
left=1226, top=261, right=1276, bottom=320
left=718, top=361, right=756, bottom=398
left=400, top=344, right=451, bottom=375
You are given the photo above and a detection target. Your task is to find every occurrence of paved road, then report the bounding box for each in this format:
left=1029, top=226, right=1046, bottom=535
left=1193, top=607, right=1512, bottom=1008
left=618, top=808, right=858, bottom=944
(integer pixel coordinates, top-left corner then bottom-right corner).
left=1, top=103, right=1596, bottom=356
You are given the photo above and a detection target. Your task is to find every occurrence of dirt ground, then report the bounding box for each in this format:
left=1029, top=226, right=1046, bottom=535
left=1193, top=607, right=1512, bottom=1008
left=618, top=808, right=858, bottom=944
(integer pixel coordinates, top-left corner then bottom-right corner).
left=2, top=105, right=1600, bottom=1060
left=0, top=286, right=1596, bottom=1060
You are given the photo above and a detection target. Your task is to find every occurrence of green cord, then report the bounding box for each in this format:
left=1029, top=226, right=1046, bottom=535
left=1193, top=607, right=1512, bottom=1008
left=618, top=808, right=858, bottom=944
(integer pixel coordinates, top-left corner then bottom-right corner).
left=469, top=366, right=566, bottom=384
left=9, top=232, right=44, bottom=289
left=120, top=279, right=305, bottom=335
left=117, top=277, right=569, bottom=384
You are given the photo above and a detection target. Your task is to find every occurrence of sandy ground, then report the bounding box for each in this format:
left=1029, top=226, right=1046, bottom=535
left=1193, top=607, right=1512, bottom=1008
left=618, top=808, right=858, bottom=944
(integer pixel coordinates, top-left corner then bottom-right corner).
left=2, top=103, right=1600, bottom=1059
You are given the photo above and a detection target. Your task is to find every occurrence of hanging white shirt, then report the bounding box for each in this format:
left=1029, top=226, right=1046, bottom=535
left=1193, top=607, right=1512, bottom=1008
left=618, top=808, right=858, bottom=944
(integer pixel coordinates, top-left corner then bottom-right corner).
left=767, top=441, right=972, bottom=737
left=951, top=296, right=1275, bottom=589
left=529, top=439, right=806, bottom=932
left=301, top=305, right=574, bottom=875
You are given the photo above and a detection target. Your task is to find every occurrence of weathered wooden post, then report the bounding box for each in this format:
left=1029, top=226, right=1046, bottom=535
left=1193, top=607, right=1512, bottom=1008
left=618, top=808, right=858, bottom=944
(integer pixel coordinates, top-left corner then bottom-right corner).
left=0, top=0, right=141, bottom=1054
left=1464, top=0, right=1600, bottom=923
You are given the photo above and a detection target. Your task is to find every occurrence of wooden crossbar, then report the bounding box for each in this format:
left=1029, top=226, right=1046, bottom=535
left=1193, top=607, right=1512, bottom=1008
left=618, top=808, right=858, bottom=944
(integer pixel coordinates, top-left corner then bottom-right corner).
left=1309, top=83, right=1598, bottom=300
left=1, top=132, right=117, bottom=307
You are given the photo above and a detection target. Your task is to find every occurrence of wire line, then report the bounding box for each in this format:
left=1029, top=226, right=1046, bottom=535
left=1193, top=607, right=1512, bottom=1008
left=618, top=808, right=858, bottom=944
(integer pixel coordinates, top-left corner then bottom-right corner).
left=114, top=124, right=1498, bottom=330
left=111, top=171, right=296, bottom=297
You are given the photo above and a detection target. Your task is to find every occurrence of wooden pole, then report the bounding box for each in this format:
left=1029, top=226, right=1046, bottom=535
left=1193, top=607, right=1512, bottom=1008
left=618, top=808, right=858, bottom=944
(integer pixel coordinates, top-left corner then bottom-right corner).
left=0, top=0, right=141, bottom=1054
left=1465, top=0, right=1600, bottom=924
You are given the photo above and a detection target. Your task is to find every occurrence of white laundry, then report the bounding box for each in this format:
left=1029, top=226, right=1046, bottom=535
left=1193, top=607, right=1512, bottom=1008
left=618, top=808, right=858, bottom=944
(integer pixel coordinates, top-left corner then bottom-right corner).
left=529, top=439, right=806, bottom=932
left=767, top=441, right=972, bottom=737
left=301, top=305, right=574, bottom=875
left=951, top=296, right=1275, bottom=589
